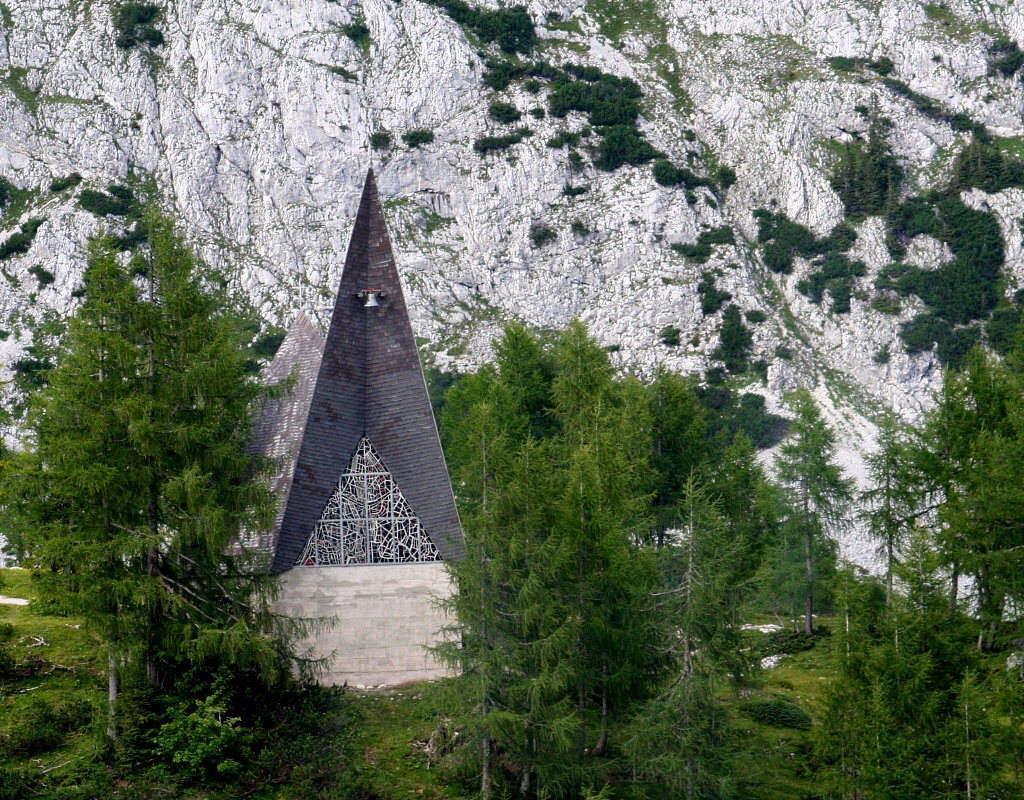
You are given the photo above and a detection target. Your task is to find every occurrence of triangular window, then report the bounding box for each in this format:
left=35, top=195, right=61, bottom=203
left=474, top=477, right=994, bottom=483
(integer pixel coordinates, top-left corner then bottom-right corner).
left=296, top=438, right=440, bottom=566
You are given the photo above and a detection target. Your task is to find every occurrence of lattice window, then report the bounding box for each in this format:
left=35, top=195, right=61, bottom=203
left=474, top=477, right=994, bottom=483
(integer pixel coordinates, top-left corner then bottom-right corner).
left=296, top=437, right=440, bottom=566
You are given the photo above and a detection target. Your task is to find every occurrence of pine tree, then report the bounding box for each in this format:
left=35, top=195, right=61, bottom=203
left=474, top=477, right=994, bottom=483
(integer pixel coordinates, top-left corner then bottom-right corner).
left=775, top=389, right=853, bottom=634
left=10, top=215, right=290, bottom=740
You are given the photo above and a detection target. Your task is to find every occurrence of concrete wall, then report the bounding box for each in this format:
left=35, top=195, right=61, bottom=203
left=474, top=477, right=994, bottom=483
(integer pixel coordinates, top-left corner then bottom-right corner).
left=273, top=562, right=453, bottom=687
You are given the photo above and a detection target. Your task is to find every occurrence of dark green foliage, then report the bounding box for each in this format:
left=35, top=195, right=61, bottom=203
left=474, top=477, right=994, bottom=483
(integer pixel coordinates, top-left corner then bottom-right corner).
left=695, top=384, right=789, bottom=449
left=697, top=271, right=731, bottom=315
left=745, top=309, right=767, bottom=323
left=712, top=306, right=753, bottom=373
left=827, top=56, right=859, bottom=72
left=716, top=165, right=737, bottom=189
left=113, top=3, right=163, bottom=50
left=988, top=38, right=1024, bottom=78
left=873, top=344, right=891, bottom=364
left=369, top=131, right=391, bottom=150
left=112, top=220, right=148, bottom=251
left=27, top=264, right=54, bottom=287
left=888, top=197, right=1004, bottom=364
left=78, top=185, right=138, bottom=217
left=742, top=698, right=811, bottom=729
left=473, top=129, right=530, bottom=154
left=829, top=107, right=902, bottom=217
left=593, top=124, right=662, bottom=171
left=2, top=696, right=95, bottom=756
left=49, top=173, right=82, bottom=192
left=867, top=56, right=894, bottom=76
left=882, top=77, right=982, bottom=134
left=402, top=128, right=434, bottom=148
left=0, top=218, right=45, bottom=260
left=673, top=228, right=735, bottom=264
left=341, top=19, right=371, bottom=47
left=252, top=329, right=286, bottom=359
left=753, top=209, right=822, bottom=274
left=796, top=252, right=867, bottom=313
left=985, top=302, right=1022, bottom=355
left=762, top=629, right=816, bottom=655
left=653, top=158, right=681, bottom=186
left=425, top=1, right=536, bottom=54
left=528, top=222, right=556, bottom=247
left=488, top=100, right=521, bottom=124
left=546, top=130, right=580, bottom=148
left=548, top=70, right=642, bottom=125
left=570, top=219, right=588, bottom=235
left=0, top=177, right=16, bottom=209
left=660, top=325, right=681, bottom=347
left=528, top=106, right=545, bottom=119
left=775, top=344, right=793, bottom=360
left=523, top=78, right=541, bottom=93
left=562, top=183, right=588, bottom=197
left=949, top=134, right=1024, bottom=194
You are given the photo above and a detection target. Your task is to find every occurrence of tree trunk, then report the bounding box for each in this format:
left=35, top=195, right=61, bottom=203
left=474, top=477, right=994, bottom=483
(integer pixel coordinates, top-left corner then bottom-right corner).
left=482, top=732, right=492, bottom=800
left=803, top=488, right=814, bottom=636
left=107, top=649, right=119, bottom=742
left=593, top=663, right=609, bottom=757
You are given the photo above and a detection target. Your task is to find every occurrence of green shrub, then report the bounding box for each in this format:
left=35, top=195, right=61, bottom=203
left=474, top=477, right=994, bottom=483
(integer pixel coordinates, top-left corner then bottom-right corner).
left=0, top=644, right=14, bottom=680
left=716, top=165, right=737, bottom=189
left=0, top=177, right=16, bottom=209
left=696, top=386, right=789, bottom=449
left=546, top=130, right=580, bottom=148
left=672, top=241, right=711, bottom=263
left=870, top=294, right=901, bottom=315
left=342, top=19, right=371, bottom=47
left=113, top=220, right=149, bottom=251
left=827, top=56, right=860, bottom=73
left=745, top=309, right=767, bottom=323
left=763, top=629, right=816, bottom=655
left=78, top=186, right=137, bottom=217
left=425, top=1, right=536, bottom=54
left=985, top=303, right=1022, bottom=355
left=697, top=271, right=731, bottom=315
left=660, top=325, right=681, bottom=347
left=402, top=128, right=435, bottom=148
left=742, top=698, right=811, bottom=730
left=49, top=173, right=82, bottom=192
left=474, top=130, right=528, bottom=154
left=796, top=253, right=867, bottom=314
left=593, top=125, right=661, bottom=171
left=712, top=305, right=752, bottom=373
left=528, top=106, right=545, bottom=119
left=988, top=38, right=1024, bottom=78
left=867, top=56, right=894, bottom=76
left=653, top=158, right=681, bottom=186
left=369, top=131, right=391, bottom=150
left=488, top=101, right=521, bottom=124
left=529, top=223, right=556, bottom=247
left=562, top=183, right=588, bottom=197
left=873, top=344, right=891, bottom=364
left=523, top=78, right=541, bottom=93
left=0, top=623, right=13, bottom=641
left=114, top=3, right=163, bottom=50
left=774, top=345, right=793, bottom=360
left=3, top=697, right=95, bottom=756
left=27, top=264, right=55, bottom=287
left=570, top=219, right=589, bottom=235
left=0, top=218, right=45, bottom=260
left=155, top=675, right=250, bottom=783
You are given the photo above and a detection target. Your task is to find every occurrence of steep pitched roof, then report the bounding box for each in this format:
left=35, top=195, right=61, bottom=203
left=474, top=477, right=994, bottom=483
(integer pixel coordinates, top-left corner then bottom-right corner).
left=269, top=168, right=464, bottom=572
left=244, top=312, right=325, bottom=554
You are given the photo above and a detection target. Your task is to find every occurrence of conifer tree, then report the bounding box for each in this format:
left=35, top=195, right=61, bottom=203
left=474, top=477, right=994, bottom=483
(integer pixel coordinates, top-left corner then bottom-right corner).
left=775, top=389, right=852, bottom=634
left=10, top=215, right=290, bottom=740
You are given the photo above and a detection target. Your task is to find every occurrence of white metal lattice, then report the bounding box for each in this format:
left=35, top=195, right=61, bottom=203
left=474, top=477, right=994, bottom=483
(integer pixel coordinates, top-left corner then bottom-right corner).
left=296, top=437, right=440, bottom=566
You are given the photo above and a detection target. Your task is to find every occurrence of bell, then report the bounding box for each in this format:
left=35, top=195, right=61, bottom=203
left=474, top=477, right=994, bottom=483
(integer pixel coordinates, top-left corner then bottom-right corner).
left=363, top=291, right=380, bottom=308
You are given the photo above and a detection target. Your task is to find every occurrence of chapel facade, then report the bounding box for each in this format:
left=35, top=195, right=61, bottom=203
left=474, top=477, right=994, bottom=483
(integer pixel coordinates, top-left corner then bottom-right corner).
left=248, top=169, right=463, bottom=686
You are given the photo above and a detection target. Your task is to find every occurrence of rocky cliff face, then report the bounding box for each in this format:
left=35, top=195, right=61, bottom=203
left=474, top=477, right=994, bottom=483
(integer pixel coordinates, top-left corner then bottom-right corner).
left=2, top=0, right=1023, bottom=565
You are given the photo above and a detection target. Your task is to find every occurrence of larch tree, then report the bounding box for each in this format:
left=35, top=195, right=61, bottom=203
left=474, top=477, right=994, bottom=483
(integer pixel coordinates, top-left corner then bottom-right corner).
left=774, top=389, right=853, bottom=634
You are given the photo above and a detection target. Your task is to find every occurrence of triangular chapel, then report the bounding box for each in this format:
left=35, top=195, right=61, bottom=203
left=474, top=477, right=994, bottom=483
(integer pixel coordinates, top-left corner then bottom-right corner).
left=250, top=169, right=463, bottom=686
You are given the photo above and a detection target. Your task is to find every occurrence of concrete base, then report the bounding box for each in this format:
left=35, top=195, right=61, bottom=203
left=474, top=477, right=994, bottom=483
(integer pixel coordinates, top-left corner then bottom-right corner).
left=273, top=562, right=453, bottom=686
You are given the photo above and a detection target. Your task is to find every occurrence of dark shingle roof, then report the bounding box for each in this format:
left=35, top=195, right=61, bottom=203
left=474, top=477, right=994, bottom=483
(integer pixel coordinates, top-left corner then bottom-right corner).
left=268, top=169, right=465, bottom=572
left=245, top=312, right=325, bottom=554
